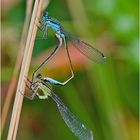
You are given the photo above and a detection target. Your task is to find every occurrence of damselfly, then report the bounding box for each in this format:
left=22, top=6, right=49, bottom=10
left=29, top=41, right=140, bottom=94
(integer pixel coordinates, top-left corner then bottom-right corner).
left=26, top=73, right=93, bottom=140
left=33, top=12, right=106, bottom=86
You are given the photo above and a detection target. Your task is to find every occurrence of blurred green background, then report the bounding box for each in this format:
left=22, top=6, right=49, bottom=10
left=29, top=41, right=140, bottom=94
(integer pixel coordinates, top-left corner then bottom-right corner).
left=1, top=0, right=139, bottom=140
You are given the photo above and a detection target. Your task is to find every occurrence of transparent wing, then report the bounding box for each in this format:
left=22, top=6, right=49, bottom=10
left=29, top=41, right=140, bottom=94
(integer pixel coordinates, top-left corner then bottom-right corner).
left=51, top=92, right=93, bottom=140
left=62, top=29, right=106, bottom=64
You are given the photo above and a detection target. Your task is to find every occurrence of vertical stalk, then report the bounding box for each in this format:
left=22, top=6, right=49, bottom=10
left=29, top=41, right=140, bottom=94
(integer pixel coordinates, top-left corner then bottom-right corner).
left=7, top=0, right=43, bottom=139
left=1, top=0, right=34, bottom=134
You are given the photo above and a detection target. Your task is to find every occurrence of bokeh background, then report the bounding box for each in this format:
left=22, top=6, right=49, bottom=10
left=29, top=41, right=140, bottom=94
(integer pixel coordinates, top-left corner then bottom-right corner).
left=1, top=0, right=139, bottom=140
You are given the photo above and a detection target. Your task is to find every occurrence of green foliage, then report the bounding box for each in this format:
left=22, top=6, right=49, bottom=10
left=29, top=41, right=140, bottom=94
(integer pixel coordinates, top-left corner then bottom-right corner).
left=2, top=0, right=138, bottom=140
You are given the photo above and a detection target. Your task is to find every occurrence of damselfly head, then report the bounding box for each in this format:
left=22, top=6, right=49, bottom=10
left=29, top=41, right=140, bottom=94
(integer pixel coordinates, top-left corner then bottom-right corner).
left=43, top=12, right=49, bottom=18
left=36, top=73, right=42, bottom=79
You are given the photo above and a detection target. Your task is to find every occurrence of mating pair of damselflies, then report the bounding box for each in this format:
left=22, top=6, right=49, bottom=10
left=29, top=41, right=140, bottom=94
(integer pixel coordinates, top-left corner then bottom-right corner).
left=27, top=12, right=106, bottom=140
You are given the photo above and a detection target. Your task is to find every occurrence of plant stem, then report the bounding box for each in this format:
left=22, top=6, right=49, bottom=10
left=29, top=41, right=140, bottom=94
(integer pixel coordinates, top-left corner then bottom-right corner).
left=7, top=0, right=43, bottom=139
left=1, top=0, right=34, bottom=134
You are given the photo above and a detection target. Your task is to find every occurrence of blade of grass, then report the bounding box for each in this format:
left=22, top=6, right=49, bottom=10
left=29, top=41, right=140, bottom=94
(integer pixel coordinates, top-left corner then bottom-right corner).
left=1, top=0, right=34, bottom=134
left=7, top=0, right=44, bottom=139
left=13, top=1, right=49, bottom=137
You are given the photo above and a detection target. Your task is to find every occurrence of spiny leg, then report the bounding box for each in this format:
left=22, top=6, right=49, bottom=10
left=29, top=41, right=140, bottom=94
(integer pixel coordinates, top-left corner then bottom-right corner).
left=37, top=24, right=48, bottom=39
left=35, top=17, right=48, bottom=40
left=43, top=25, right=48, bottom=38
left=19, top=88, right=36, bottom=100
left=19, top=76, right=37, bottom=100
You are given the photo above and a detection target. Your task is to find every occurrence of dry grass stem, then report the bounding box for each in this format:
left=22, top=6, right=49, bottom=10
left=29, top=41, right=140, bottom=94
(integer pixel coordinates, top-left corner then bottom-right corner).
left=1, top=0, right=34, bottom=134
left=7, top=0, right=44, bottom=139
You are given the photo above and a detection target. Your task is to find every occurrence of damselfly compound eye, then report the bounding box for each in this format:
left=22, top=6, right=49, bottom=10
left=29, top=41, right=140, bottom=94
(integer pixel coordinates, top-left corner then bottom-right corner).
left=36, top=73, right=42, bottom=79
left=43, top=12, right=48, bottom=17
